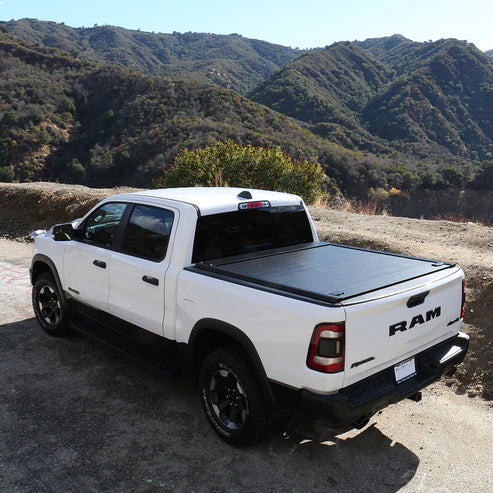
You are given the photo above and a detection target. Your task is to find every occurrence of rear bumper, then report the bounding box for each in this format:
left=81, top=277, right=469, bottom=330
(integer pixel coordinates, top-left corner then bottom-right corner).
left=270, top=332, right=469, bottom=427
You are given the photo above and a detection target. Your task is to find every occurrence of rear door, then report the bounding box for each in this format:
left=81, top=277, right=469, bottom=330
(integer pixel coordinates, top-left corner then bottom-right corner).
left=107, top=203, right=177, bottom=335
left=342, top=268, right=464, bottom=387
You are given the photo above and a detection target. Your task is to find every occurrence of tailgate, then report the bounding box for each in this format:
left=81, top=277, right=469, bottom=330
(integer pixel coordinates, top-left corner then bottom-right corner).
left=342, top=266, right=464, bottom=387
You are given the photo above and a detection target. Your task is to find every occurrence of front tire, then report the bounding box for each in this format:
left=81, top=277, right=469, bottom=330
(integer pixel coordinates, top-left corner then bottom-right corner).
left=32, top=272, right=71, bottom=337
left=199, top=346, right=269, bottom=445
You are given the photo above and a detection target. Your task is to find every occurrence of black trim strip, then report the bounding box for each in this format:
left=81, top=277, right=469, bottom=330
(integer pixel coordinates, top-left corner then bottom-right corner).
left=30, top=254, right=66, bottom=302
left=350, top=356, right=375, bottom=369
left=184, top=266, right=339, bottom=307
left=68, top=299, right=186, bottom=371
left=132, top=193, right=201, bottom=217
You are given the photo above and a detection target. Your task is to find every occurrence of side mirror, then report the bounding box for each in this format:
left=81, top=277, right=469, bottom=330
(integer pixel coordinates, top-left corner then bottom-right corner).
left=52, top=223, right=79, bottom=241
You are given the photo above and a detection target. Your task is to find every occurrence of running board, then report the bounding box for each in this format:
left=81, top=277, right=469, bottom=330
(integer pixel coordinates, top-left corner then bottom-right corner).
left=70, top=314, right=182, bottom=376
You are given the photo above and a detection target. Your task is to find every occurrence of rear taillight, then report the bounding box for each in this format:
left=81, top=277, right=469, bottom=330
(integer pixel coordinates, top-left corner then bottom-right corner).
left=461, top=279, right=466, bottom=318
left=307, top=322, right=345, bottom=373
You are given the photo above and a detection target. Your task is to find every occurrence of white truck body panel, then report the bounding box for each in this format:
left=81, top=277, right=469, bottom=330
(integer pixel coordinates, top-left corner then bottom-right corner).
left=176, top=269, right=347, bottom=393
left=342, top=266, right=463, bottom=386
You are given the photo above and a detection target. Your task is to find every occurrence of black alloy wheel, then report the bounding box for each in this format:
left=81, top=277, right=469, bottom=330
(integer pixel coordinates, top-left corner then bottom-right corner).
left=209, top=366, right=248, bottom=430
left=199, top=345, right=269, bottom=445
left=37, top=284, right=61, bottom=326
left=32, top=272, right=71, bottom=336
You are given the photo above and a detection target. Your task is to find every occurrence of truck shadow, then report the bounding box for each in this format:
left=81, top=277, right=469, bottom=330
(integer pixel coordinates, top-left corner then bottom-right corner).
left=262, top=421, right=419, bottom=491
left=1, top=318, right=418, bottom=492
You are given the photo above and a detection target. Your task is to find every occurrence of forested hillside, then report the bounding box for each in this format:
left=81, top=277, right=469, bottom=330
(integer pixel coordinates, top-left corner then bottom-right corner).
left=0, top=18, right=301, bottom=94
left=249, top=42, right=394, bottom=153
left=251, top=38, right=493, bottom=161
left=0, top=21, right=491, bottom=220
left=355, top=34, right=417, bottom=59
left=0, top=30, right=367, bottom=190
left=3, top=20, right=492, bottom=165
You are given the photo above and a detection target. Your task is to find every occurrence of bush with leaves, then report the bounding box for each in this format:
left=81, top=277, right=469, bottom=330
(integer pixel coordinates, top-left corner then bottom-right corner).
left=441, top=165, right=464, bottom=187
left=156, top=140, right=325, bottom=204
left=0, top=165, right=15, bottom=182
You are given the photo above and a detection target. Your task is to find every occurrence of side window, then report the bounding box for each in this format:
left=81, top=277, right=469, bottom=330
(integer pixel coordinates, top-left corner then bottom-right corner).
left=80, top=202, right=127, bottom=248
left=121, top=205, right=174, bottom=261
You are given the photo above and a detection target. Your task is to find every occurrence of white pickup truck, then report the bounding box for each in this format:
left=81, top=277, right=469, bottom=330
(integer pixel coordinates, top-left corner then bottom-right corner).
left=30, top=187, right=469, bottom=444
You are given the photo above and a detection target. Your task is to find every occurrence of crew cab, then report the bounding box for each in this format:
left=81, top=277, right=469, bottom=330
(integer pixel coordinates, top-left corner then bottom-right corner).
left=30, top=187, right=469, bottom=444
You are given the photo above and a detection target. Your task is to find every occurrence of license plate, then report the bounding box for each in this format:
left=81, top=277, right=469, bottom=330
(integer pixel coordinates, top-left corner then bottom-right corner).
left=394, top=357, right=417, bottom=384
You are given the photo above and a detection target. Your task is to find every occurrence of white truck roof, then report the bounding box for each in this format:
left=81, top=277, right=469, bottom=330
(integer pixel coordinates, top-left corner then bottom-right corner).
left=111, top=187, right=302, bottom=215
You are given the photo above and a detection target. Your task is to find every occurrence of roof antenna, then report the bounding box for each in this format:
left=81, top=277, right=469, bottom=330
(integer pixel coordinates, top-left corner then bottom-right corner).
left=237, top=190, right=252, bottom=199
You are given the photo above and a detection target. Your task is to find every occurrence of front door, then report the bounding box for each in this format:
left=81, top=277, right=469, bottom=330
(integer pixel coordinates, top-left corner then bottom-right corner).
left=62, top=202, right=128, bottom=311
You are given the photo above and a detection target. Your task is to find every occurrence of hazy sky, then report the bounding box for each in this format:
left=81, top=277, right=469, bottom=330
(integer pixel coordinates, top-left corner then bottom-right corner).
left=1, top=0, right=492, bottom=51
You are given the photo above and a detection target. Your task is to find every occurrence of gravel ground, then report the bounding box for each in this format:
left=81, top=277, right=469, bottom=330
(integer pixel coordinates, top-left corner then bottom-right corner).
left=0, top=238, right=492, bottom=492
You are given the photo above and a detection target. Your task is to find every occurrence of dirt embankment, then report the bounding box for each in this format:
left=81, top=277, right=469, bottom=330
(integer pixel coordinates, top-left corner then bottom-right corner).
left=0, top=182, right=139, bottom=238
left=1, top=182, right=491, bottom=399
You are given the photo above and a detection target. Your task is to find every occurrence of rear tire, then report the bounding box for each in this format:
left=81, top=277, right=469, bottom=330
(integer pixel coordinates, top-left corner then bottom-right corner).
left=32, top=272, right=71, bottom=337
left=199, top=345, right=269, bottom=445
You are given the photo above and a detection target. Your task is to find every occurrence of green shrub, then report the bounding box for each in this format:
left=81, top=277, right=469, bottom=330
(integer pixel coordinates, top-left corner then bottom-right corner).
left=0, top=165, right=15, bottom=182
left=441, top=165, right=464, bottom=187
left=156, top=140, right=325, bottom=204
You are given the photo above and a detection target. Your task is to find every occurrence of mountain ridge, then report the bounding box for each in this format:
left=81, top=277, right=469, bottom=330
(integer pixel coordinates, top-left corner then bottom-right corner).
left=252, top=38, right=493, bottom=160
left=0, top=18, right=301, bottom=94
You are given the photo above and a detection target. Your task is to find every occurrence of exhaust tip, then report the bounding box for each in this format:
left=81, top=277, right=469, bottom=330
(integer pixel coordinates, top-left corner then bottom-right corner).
left=352, top=416, right=370, bottom=430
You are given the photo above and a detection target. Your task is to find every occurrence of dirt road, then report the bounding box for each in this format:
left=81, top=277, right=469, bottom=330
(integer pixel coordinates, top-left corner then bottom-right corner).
left=1, top=238, right=492, bottom=493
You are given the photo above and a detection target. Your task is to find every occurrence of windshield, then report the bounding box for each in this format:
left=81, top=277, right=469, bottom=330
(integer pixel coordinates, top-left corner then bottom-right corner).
left=192, top=205, right=313, bottom=263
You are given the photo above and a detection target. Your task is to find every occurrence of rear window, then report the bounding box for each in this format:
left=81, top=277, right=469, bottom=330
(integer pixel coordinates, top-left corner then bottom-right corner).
left=192, top=205, right=313, bottom=263
left=121, top=205, right=174, bottom=261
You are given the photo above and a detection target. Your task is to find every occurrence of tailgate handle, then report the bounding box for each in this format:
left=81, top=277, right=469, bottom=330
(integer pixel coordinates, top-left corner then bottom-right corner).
left=407, top=291, right=429, bottom=308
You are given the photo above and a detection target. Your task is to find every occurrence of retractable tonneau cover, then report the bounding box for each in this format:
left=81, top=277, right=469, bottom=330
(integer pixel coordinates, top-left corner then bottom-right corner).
left=192, top=242, right=455, bottom=304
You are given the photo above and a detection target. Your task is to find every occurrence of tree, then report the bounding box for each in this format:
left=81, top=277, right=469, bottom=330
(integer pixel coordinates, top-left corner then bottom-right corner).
left=0, top=165, right=15, bottom=182
left=441, top=166, right=464, bottom=187
left=64, top=158, right=86, bottom=183
left=156, top=140, right=325, bottom=204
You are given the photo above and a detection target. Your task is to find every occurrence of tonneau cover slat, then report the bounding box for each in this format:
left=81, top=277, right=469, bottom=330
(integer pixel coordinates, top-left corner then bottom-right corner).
left=193, top=243, right=454, bottom=303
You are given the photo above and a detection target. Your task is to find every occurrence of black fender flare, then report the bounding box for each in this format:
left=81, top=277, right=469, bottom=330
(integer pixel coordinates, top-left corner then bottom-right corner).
left=30, top=254, right=66, bottom=303
left=189, top=318, right=276, bottom=410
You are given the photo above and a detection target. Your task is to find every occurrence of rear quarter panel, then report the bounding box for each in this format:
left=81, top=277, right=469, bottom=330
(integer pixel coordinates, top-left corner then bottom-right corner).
left=176, top=270, right=346, bottom=393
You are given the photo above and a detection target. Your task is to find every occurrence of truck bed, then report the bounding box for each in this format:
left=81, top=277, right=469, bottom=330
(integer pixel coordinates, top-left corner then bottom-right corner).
left=188, top=242, right=455, bottom=305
